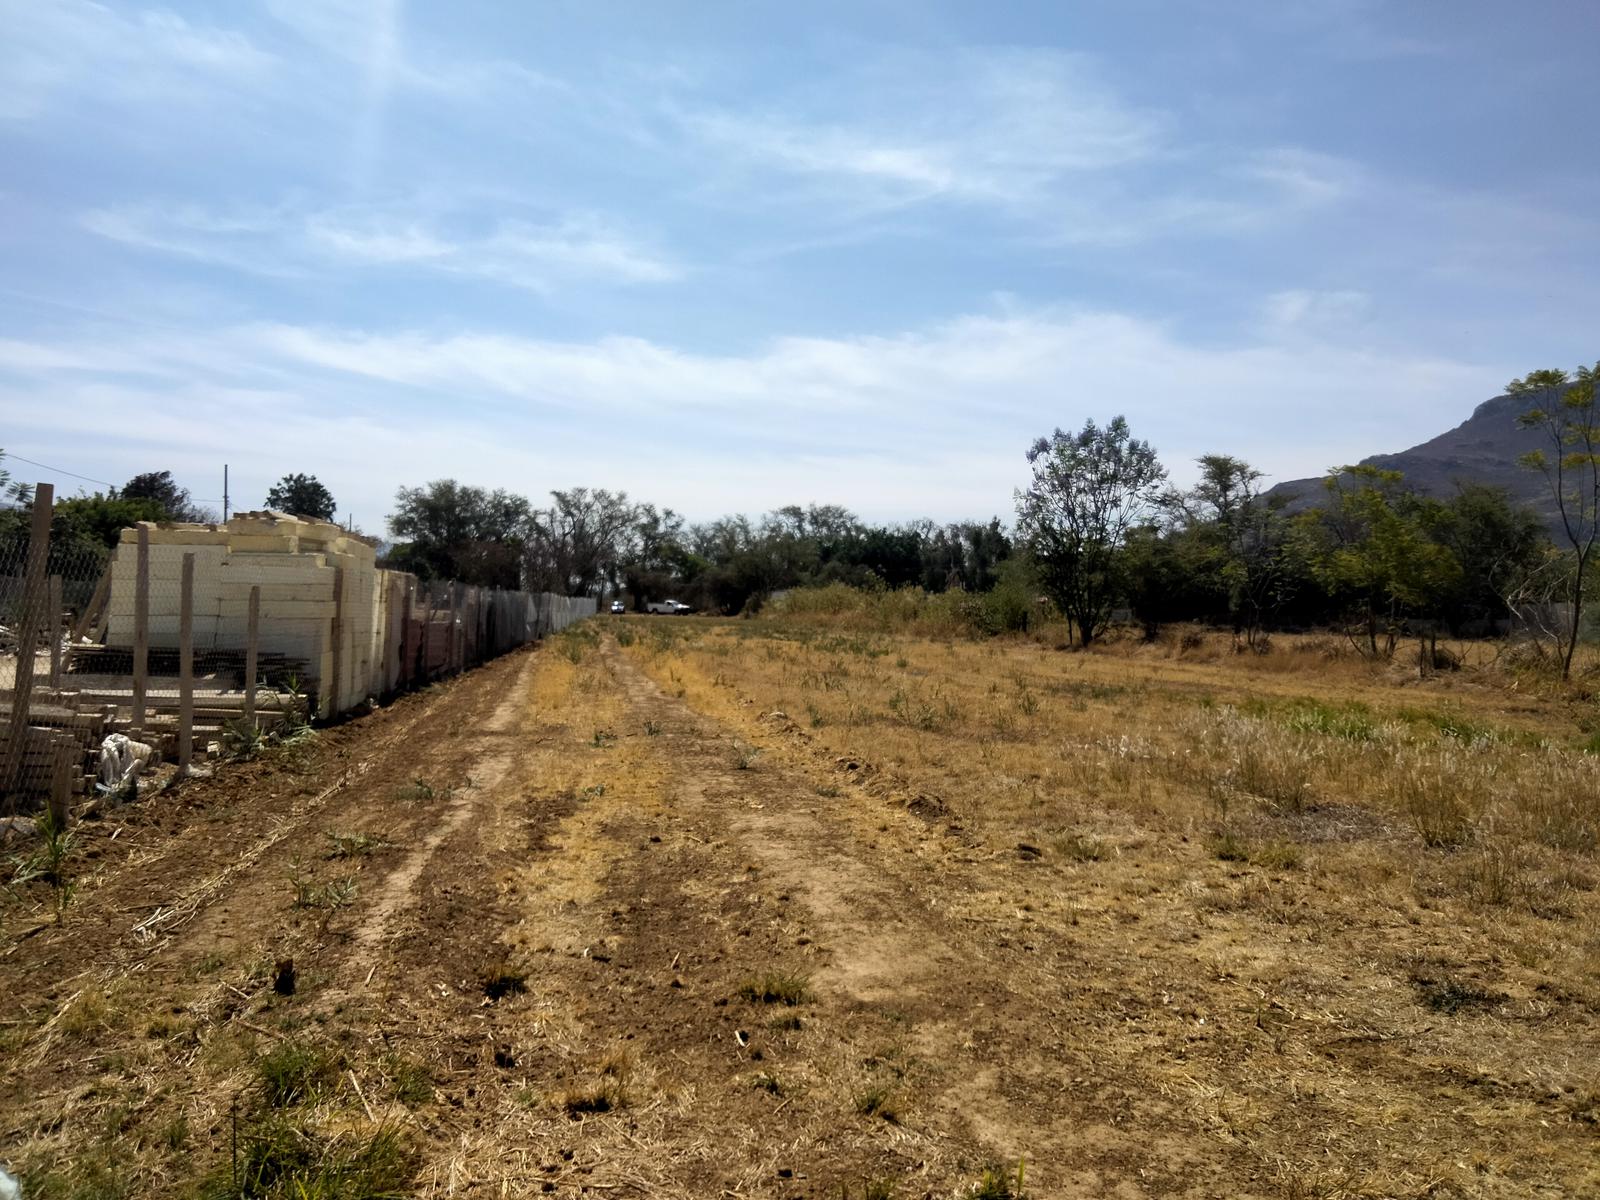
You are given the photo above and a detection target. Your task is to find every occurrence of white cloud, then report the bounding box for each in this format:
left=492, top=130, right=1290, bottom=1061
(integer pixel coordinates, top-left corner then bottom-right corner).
left=0, top=300, right=1514, bottom=527
left=81, top=202, right=681, bottom=290
left=0, top=2, right=274, bottom=120
left=680, top=49, right=1162, bottom=208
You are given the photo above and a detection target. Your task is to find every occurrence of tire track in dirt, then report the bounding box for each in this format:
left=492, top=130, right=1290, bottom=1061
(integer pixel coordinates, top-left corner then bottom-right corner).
left=603, top=635, right=1271, bottom=1199
left=337, top=651, right=542, bottom=989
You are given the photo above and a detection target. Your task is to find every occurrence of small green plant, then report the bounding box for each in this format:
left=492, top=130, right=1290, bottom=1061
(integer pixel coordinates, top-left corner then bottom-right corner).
left=324, top=831, right=383, bottom=859
left=969, top=1160, right=1027, bottom=1199
left=393, top=778, right=435, bottom=802
left=256, top=1040, right=341, bottom=1107
left=206, top=1115, right=416, bottom=1198
left=737, top=971, right=812, bottom=1006
left=221, top=717, right=267, bottom=762
left=287, top=859, right=357, bottom=909
left=384, top=1053, right=433, bottom=1107
left=591, top=728, right=616, bottom=748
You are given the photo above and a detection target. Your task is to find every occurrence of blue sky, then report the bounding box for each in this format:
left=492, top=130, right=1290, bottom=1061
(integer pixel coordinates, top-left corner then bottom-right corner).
left=2, top=0, right=1596, bottom=531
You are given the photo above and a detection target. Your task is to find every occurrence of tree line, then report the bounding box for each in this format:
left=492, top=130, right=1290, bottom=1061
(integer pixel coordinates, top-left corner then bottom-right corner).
left=1018, top=363, right=1598, bottom=677
left=383, top=481, right=1016, bottom=616
left=3, top=360, right=1593, bottom=676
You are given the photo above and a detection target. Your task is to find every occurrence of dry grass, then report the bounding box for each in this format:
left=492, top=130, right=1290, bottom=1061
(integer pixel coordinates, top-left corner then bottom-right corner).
left=621, top=615, right=1600, bottom=1196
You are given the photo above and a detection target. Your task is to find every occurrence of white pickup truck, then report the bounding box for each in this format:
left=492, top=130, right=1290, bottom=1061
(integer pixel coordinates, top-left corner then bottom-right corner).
left=646, top=599, right=692, bottom=615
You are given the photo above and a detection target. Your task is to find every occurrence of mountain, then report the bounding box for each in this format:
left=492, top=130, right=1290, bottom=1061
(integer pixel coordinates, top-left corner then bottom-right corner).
left=1263, top=388, right=1564, bottom=529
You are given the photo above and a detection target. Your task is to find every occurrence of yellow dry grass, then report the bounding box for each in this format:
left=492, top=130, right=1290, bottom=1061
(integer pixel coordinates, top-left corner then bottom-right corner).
left=620, top=613, right=1600, bottom=1197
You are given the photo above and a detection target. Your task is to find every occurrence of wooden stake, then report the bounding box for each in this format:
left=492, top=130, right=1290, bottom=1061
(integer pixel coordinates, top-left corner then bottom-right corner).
left=329, top=565, right=345, bottom=718
left=244, top=584, right=260, bottom=729
left=47, top=574, right=63, bottom=686
left=178, top=551, right=194, bottom=775
left=70, top=569, right=110, bottom=642
left=132, top=525, right=150, bottom=733
left=2, top=483, right=53, bottom=800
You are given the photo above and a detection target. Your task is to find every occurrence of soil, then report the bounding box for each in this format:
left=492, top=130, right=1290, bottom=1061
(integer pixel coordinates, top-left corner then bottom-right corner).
left=5, top=629, right=1592, bottom=1198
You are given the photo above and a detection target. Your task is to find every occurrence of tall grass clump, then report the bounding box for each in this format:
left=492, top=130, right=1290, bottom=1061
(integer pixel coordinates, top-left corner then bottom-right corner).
left=1382, top=747, right=1494, bottom=848
left=1193, top=710, right=1321, bottom=813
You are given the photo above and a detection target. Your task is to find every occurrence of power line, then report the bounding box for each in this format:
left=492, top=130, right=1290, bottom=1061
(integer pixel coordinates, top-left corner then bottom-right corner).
left=2, top=453, right=117, bottom=489
left=2, top=454, right=226, bottom=502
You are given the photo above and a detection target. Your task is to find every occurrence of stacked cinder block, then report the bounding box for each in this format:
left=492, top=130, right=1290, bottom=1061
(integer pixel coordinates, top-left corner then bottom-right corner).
left=106, top=512, right=383, bottom=717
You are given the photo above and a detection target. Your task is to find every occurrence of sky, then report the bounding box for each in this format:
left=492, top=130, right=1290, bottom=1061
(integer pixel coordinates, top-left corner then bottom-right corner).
left=1, top=0, right=1596, bottom=532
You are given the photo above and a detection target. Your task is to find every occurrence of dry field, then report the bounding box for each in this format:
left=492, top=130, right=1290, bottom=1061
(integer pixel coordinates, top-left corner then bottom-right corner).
left=3, top=614, right=1598, bottom=1198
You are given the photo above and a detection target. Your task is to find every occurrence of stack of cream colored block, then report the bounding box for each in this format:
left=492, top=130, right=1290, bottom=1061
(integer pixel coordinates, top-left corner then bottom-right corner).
left=106, top=512, right=383, bottom=717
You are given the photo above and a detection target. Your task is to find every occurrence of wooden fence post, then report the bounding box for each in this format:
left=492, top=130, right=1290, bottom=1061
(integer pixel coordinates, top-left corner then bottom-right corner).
left=446, top=582, right=460, bottom=675
left=47, top=574, right=63, bottom=687
left=132, top=524, right=150, bottom=733
left=178, top=551, right=194, bottom=776
left=399, top=578, right=414, bottom=688
left=2, top=482, right=53, bottom=799
left=244, top=584, right=260, bottom=729
left=329, top=566, right=345, bottom=718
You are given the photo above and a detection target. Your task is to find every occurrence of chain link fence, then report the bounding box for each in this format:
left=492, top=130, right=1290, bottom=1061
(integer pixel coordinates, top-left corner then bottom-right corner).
left=1, top=486, right=596, bottom=819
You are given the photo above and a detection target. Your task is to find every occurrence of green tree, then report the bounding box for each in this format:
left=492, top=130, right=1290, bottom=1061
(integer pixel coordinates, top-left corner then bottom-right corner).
left=1165, top=454, right=1293, bottom=645
left=1016, top=416, right=1167, bottom=647
left=265, top=473, right=337, bottom=521
left=0, top=449, right=34, bottom=505
left=120, top=470, right=211, bottom=522
left=1299, top=466, right=1462, bottom=664
left=1509, top=363, right=1600, bottom=678
left=386, top=480, right=530, bottom=588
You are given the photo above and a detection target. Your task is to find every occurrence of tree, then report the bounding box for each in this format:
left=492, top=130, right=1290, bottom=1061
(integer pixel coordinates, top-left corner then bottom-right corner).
left=1165, top=454, right=1293, bottom=645
left=1016, top=416, right=1167, bottom=646
left=120, top=471, right=211, bottom=522
left=524, top=488, right=639, bottom=596
left=1509, top=363, right=1600, bottom=678
left=1298, top=466, right=1462, bottom=665
left=386, top=480, right=530, bottom=588
left=0, top=449, right=34, bottom=506
left=265, top=473, right=337, bottom=521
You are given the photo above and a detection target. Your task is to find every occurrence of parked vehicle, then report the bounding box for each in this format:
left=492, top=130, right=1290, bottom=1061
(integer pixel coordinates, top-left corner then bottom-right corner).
left=646, top=599, right=692, bottom=615
left=610, top=600, right=625, bottom=614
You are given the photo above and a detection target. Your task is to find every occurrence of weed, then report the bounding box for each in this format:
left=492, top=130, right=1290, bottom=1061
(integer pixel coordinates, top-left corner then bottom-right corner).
left=221, top=717, right=267, bottom=762
left=749, top=1071, right=784, bottom=1095
left=560, top=1079, right=624, bottom=1117
left=969, top=1160, right=1028, bottom=1199
left=256, top=1040, right=341, bottom=1107
left=643, top=719, right=661, bottom=736
left=324, top=831, right=384, bottom=859
left=384, top=1053, right=433, bottom=1107
left=287, top=859, right=357, bottom=910
left=205, top=1116, right=416, bottom=1199
left=737, top=971, right=812, bottom=1006
left=392, top=778, right=435, bottom=802
left=733, top=744, right=760, bottom=770
left=854, top=1085, right=900, bottom=1123
left=1054, top=833, right=1105, bottom=862
left=1212, top=831, right=1250, bottom=863
left=591, top=728, right=617, bottom=748
left=480, top=958, right=528, bottom=1001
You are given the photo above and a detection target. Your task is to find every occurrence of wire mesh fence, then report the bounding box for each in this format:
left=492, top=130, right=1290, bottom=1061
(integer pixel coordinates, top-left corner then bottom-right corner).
left=0, top=487, right=596, bottom=818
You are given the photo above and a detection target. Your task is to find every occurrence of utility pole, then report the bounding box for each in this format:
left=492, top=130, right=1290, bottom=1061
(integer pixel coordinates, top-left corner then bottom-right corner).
left=223, top=463, right=230, bottom=522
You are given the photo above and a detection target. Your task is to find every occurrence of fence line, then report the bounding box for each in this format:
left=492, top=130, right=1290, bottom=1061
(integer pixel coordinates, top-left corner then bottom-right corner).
left=0, top=495, right=596, bottom=816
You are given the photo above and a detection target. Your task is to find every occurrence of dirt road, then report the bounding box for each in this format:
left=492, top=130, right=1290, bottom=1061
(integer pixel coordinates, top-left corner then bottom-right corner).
left=4, top=631, right=1341, bottom=1196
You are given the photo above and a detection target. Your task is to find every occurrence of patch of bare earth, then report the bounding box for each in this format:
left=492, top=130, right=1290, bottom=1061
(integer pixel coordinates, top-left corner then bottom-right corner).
left=7, top=621, right=1598, bottom=1198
